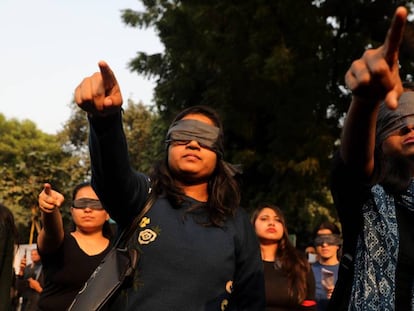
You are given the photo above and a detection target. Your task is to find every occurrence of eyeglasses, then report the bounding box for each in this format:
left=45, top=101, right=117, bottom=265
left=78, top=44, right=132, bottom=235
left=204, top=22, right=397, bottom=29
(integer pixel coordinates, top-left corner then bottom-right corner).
left=72, top=198, right=103, bottom=210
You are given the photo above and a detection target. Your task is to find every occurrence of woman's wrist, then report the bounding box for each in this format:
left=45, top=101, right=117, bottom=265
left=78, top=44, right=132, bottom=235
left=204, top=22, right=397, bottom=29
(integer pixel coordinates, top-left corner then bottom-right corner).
left=38, top=203, right=58, bottom=214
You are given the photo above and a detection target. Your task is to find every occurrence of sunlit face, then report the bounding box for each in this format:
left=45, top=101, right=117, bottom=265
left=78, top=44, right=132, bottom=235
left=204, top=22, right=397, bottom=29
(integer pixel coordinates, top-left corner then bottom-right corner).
left=315, top=229, right=340, bottom=261
left=382, top=124, right=414, bottom=159
left=168, top=113, right=218, bottom=183
left=253, top=207, right=284, bottom=244
left=70, top=185, right=109, bottom=233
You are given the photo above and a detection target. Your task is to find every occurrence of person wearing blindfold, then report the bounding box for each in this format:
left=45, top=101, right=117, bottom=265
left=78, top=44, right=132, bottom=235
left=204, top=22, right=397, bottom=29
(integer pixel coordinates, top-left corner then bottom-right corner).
left=72, top=61, right=265, bottom=310
left=36, top=182, right=112, bottom=311
left=330, top=7, right=414, bottom=311
left=311, top=222, right=341, bottom=311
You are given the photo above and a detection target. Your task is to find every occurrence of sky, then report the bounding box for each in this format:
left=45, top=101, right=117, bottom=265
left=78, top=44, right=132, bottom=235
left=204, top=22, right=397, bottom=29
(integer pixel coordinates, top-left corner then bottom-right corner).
left=0, top=0, right=163, bottom=134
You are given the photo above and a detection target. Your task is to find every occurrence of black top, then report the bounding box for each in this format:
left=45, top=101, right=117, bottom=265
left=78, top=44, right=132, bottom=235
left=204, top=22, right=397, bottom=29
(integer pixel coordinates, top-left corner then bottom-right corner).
left=88, top=112, right=266, bottom=311
left=0, top=222, right=16, bottom=310
left=37, top=233, right=110, bottom=311
left=263, top=261, right=316, bottom=311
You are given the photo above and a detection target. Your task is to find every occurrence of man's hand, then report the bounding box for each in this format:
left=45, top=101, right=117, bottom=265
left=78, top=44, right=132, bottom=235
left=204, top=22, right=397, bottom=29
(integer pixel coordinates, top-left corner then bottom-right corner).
left=345, top=6, right=407, bottom=109
left=74, top=61, right=123, bottom=116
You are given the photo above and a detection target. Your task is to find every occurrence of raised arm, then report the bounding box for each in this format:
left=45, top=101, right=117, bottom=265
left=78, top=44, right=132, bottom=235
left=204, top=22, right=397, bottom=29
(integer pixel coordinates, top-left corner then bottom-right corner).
left=340, top=6, right=407, bottom=178
left=73, top=62, right=150, bottom=225
left=37, top=183, right=65, bottom=254
left=74, top=61, right=123, bottom=116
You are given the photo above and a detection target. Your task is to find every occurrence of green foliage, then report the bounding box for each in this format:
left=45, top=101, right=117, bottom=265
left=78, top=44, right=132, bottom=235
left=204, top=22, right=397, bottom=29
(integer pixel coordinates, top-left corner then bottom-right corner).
left=0, top=114, right=84, bottom=243
left=122, top=100, right=166, bottom=174
left=58, top=104, right=91, bottom=174
left=0, top=100, right=161, bottom=243
left=60, top=100, right=165, bottom=175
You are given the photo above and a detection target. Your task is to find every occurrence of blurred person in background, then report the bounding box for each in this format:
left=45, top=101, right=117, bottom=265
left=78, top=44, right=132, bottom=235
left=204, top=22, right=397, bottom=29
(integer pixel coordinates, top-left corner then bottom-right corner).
left=311, top=222, right=341, bottom=311
left=304, top=245, right=318, bottom=264
left=15, top=248, right=44, bottom=311
left=0, top=203, right=18, bottom=311
left=251, top=203, right=316, bottom=311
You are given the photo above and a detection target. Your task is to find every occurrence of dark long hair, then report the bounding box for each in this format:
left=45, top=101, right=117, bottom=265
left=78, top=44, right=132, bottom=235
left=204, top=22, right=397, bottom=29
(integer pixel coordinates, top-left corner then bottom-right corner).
left=0, top=203, right=18, bottom=244
left=373, top=143, right=413, bottom=194
left=71, top=181, right=113, bottom=239
left=251, top=203, right=310, bottom=303
left=150, top=105, right=240, bottom=227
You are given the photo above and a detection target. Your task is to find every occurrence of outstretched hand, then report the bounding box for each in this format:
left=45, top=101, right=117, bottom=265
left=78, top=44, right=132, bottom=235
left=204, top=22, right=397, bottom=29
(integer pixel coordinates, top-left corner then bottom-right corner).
left=345, top=6, right=407, bottom=109
left=74, top=61, right=123, bottom=116
left=38, top=183, right=65, bottom=214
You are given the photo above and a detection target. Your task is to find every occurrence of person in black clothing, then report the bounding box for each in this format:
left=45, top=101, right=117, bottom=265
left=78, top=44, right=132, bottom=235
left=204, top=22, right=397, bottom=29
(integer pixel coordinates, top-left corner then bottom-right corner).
left=329, top=6, right=414, bottom=310
left=73, top=61, right=265, bottom=310
left=0, top=203, right=18, bottom=311
left=37, top=182, right=112, bottom=311
left=15, top=248, right=44, bottom=311
left=251, top=203, right=316, bottom=311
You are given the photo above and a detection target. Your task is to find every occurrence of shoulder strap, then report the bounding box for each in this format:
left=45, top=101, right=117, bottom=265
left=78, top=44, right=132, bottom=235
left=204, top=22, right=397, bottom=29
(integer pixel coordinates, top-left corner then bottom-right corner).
left=116, top=194, right=155, bottom=247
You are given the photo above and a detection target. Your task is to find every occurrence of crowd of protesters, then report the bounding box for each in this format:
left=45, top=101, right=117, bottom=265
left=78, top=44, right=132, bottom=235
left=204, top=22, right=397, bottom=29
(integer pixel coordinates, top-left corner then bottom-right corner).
left=1, top=5, right=413, bottom=311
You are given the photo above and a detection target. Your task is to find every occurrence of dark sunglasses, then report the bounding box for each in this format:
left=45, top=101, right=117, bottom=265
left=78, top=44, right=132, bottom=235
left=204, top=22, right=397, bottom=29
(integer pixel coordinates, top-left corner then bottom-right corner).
left=72, top=198, right=103, bottom=210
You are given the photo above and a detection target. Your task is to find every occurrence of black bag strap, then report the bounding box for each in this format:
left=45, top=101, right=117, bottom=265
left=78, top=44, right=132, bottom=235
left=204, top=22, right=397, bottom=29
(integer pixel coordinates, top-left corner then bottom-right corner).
left=67, top=194, right=155, bottom=311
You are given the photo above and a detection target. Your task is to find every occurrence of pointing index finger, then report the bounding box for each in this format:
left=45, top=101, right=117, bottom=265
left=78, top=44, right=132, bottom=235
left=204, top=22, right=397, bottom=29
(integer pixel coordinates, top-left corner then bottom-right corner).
left=384, top=6, right=407, bottom=67
left=98, top=60, right=118, bottom=95
left=43, top=183, right=52, bottom=196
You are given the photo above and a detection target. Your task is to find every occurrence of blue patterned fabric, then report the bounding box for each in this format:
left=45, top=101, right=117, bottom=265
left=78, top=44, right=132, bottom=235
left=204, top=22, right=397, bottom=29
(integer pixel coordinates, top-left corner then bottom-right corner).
left=350, top=181, right=414, bottom=310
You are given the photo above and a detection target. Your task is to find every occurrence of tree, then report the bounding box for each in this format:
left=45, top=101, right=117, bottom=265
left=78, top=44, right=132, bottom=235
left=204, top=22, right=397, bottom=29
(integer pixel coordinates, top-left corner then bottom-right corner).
left=0, top=114, right=85, bottom=243
left=122, top=100, right=166, bottom=174
left=60, top=99, right=164, bottom=174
